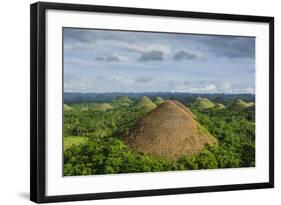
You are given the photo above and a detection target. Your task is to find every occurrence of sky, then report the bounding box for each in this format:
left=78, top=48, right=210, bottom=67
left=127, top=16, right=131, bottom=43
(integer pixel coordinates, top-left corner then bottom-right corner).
left=64, top=28, right=255, bottom=94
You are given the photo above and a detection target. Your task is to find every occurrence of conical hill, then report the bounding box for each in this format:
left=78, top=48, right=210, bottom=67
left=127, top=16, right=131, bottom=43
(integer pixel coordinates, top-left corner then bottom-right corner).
left=213, top=103, right=225, bottom=110
left=228, top=99, right=253, bottom=111
left=154, top=97, right=165, bottom=105
left=123, top=100, right=216, bottom=160
left=134, top=96, right=157, bottom=112
left=194, top=97, right=215, bottom=110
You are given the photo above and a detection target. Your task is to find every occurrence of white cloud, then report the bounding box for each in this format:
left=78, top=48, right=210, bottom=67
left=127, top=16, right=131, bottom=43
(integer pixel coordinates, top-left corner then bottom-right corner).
left=240, top=87, right=255, bottom=93
left=172, top=83, right=217, bottom=93
left=121, top=42, right=171, bottom=55
left=135, top=76, right=153, bottom=83
left=222, top=81, right=232, bottom=91
left=205, top=83, right=217, bottom=92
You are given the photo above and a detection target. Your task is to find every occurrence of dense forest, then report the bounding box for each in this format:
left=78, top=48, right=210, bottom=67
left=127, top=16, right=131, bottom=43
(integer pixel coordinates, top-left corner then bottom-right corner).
left=63, top=95, right=255, bottom=176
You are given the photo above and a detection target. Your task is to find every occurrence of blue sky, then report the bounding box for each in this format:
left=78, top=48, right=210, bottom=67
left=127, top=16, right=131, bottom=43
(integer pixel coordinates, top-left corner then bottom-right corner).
left=64, top=28, right=255, bottom=94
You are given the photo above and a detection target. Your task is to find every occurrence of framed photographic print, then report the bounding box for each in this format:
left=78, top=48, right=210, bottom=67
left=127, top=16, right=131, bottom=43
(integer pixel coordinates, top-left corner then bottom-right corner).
left=30, top=2, right=274, bottom=203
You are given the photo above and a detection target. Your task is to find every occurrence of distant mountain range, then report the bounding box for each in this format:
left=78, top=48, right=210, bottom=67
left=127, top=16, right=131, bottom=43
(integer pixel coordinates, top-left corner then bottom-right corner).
left=64, top=92, right=255, bottom=104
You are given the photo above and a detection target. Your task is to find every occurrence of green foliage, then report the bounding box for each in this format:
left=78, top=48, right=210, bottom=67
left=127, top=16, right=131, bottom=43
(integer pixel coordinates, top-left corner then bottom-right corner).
left=64, top=137, right=182, bottom=175
left=64, top=136, right=88, bottom=150
left=196, top=149, right=218, bottom=169
left=192, top=108, right=255, bottom=168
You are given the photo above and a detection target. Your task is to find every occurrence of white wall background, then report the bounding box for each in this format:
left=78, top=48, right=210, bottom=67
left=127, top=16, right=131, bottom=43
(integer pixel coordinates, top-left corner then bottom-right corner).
left=0, top=0, right=279, bottom=204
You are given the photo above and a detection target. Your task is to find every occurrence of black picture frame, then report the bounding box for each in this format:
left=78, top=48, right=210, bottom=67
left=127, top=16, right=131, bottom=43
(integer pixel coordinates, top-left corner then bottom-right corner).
left=30, top=2, right=274, bottom=203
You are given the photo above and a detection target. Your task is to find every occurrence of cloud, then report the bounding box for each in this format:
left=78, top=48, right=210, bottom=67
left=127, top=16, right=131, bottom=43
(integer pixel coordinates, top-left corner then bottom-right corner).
left=172, top=82, right=217, bottom=93
left=173, top=50, right=198, bottom=61
left=240, top=87, right=254, bottom=93
left=95, top=56, right=105, bottom=61
left=95, top=55, right=128, bottom=62
left=200, top=36, right=255, bottom=59
left=222, top=81, right=232, bottom=91
left=134, top=76, right=153, bottom=83
left=64, top=28, right=135, bottom=44
left=204, top=84, right=217, bottom=92
left=64, top=28, right=255, bottom=93
left=106, top=55, right=120, bottom=62
left=65, top=57, right=104, bottom=67
left=183, top=81, right=192, bottom=86
left=139, top=50, right=164, bottom=62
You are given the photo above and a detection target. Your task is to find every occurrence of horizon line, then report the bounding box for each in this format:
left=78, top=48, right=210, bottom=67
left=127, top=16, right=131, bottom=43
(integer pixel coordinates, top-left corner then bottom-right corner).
left=64, top=91, right=255, bottom=95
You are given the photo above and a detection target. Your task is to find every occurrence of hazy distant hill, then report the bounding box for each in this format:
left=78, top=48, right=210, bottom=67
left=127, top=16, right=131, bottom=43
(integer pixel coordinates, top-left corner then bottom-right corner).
left=64, top=92, right=255, bottom=104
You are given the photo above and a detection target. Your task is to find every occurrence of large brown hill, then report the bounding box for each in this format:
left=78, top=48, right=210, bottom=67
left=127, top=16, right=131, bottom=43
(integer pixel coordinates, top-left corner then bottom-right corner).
left=123, top=100, right=216, bottom=160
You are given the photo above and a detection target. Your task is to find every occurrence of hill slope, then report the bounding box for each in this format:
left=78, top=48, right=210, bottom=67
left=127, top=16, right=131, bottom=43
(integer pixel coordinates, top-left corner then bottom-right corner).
left=95, top=103, right=112, bottom=111
left=123, top=100, right=216, bottom=160
left=154, top=97, right=165, bottom=105
left=213, top=103, right=226, bottom=110
left=243, top=104, right=255, bottom=112
left=194, top=97, right=215, bottom=110
left=171, top=100, right=196, bottom=119
left=115, top=96, right=134, bottom=104
left=134, top=96, right=157, bottom=112
left=228, top=99, right=254, bottom=111
left=64, top=104, right=73, bottom=111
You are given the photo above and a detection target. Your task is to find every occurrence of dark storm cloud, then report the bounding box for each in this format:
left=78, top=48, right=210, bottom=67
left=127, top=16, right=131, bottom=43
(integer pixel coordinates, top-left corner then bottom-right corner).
left=134, top=76, right=153, bottom=83
left=173, top=50, right=198, bottom=61
left=139, top=50, right=164, bottom=62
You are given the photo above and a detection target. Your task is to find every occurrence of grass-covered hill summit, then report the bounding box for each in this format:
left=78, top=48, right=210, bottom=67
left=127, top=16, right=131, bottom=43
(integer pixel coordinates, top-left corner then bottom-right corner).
left=123, top=100, right=216, bottom=160
left=228, top=99, right=254, bottom=112
left=134, top=96, right=157, bottom=112
left=64, top=104, right=73, bottom=111
left=193, top=97, right=215, bottom=110
left=114, top=96, right=134, bottom=104
left=213, top=103, right=226, bottom=110
left=154, top=96, right=165, bottom=105
left=95, top=103, right=112, bottom=111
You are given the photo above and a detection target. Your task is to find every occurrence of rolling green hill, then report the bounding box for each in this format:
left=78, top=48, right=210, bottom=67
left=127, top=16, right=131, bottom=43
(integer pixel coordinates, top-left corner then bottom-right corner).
left=243, top=104, right=255, bottom=112
left=135, top=96, right=157, bottom=112
left=194, top=97, right=215, bottom=110
left=64, top=104, right=73, bottom=111
left=154, top=96, right=165, bottom=105
left=95, top=103, right=113, bottom=111
left=114, top=96, right=134, bottom=104
left=228, top=99, right=254, bottom=111
left=213, top=103, right=226, bottom=110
